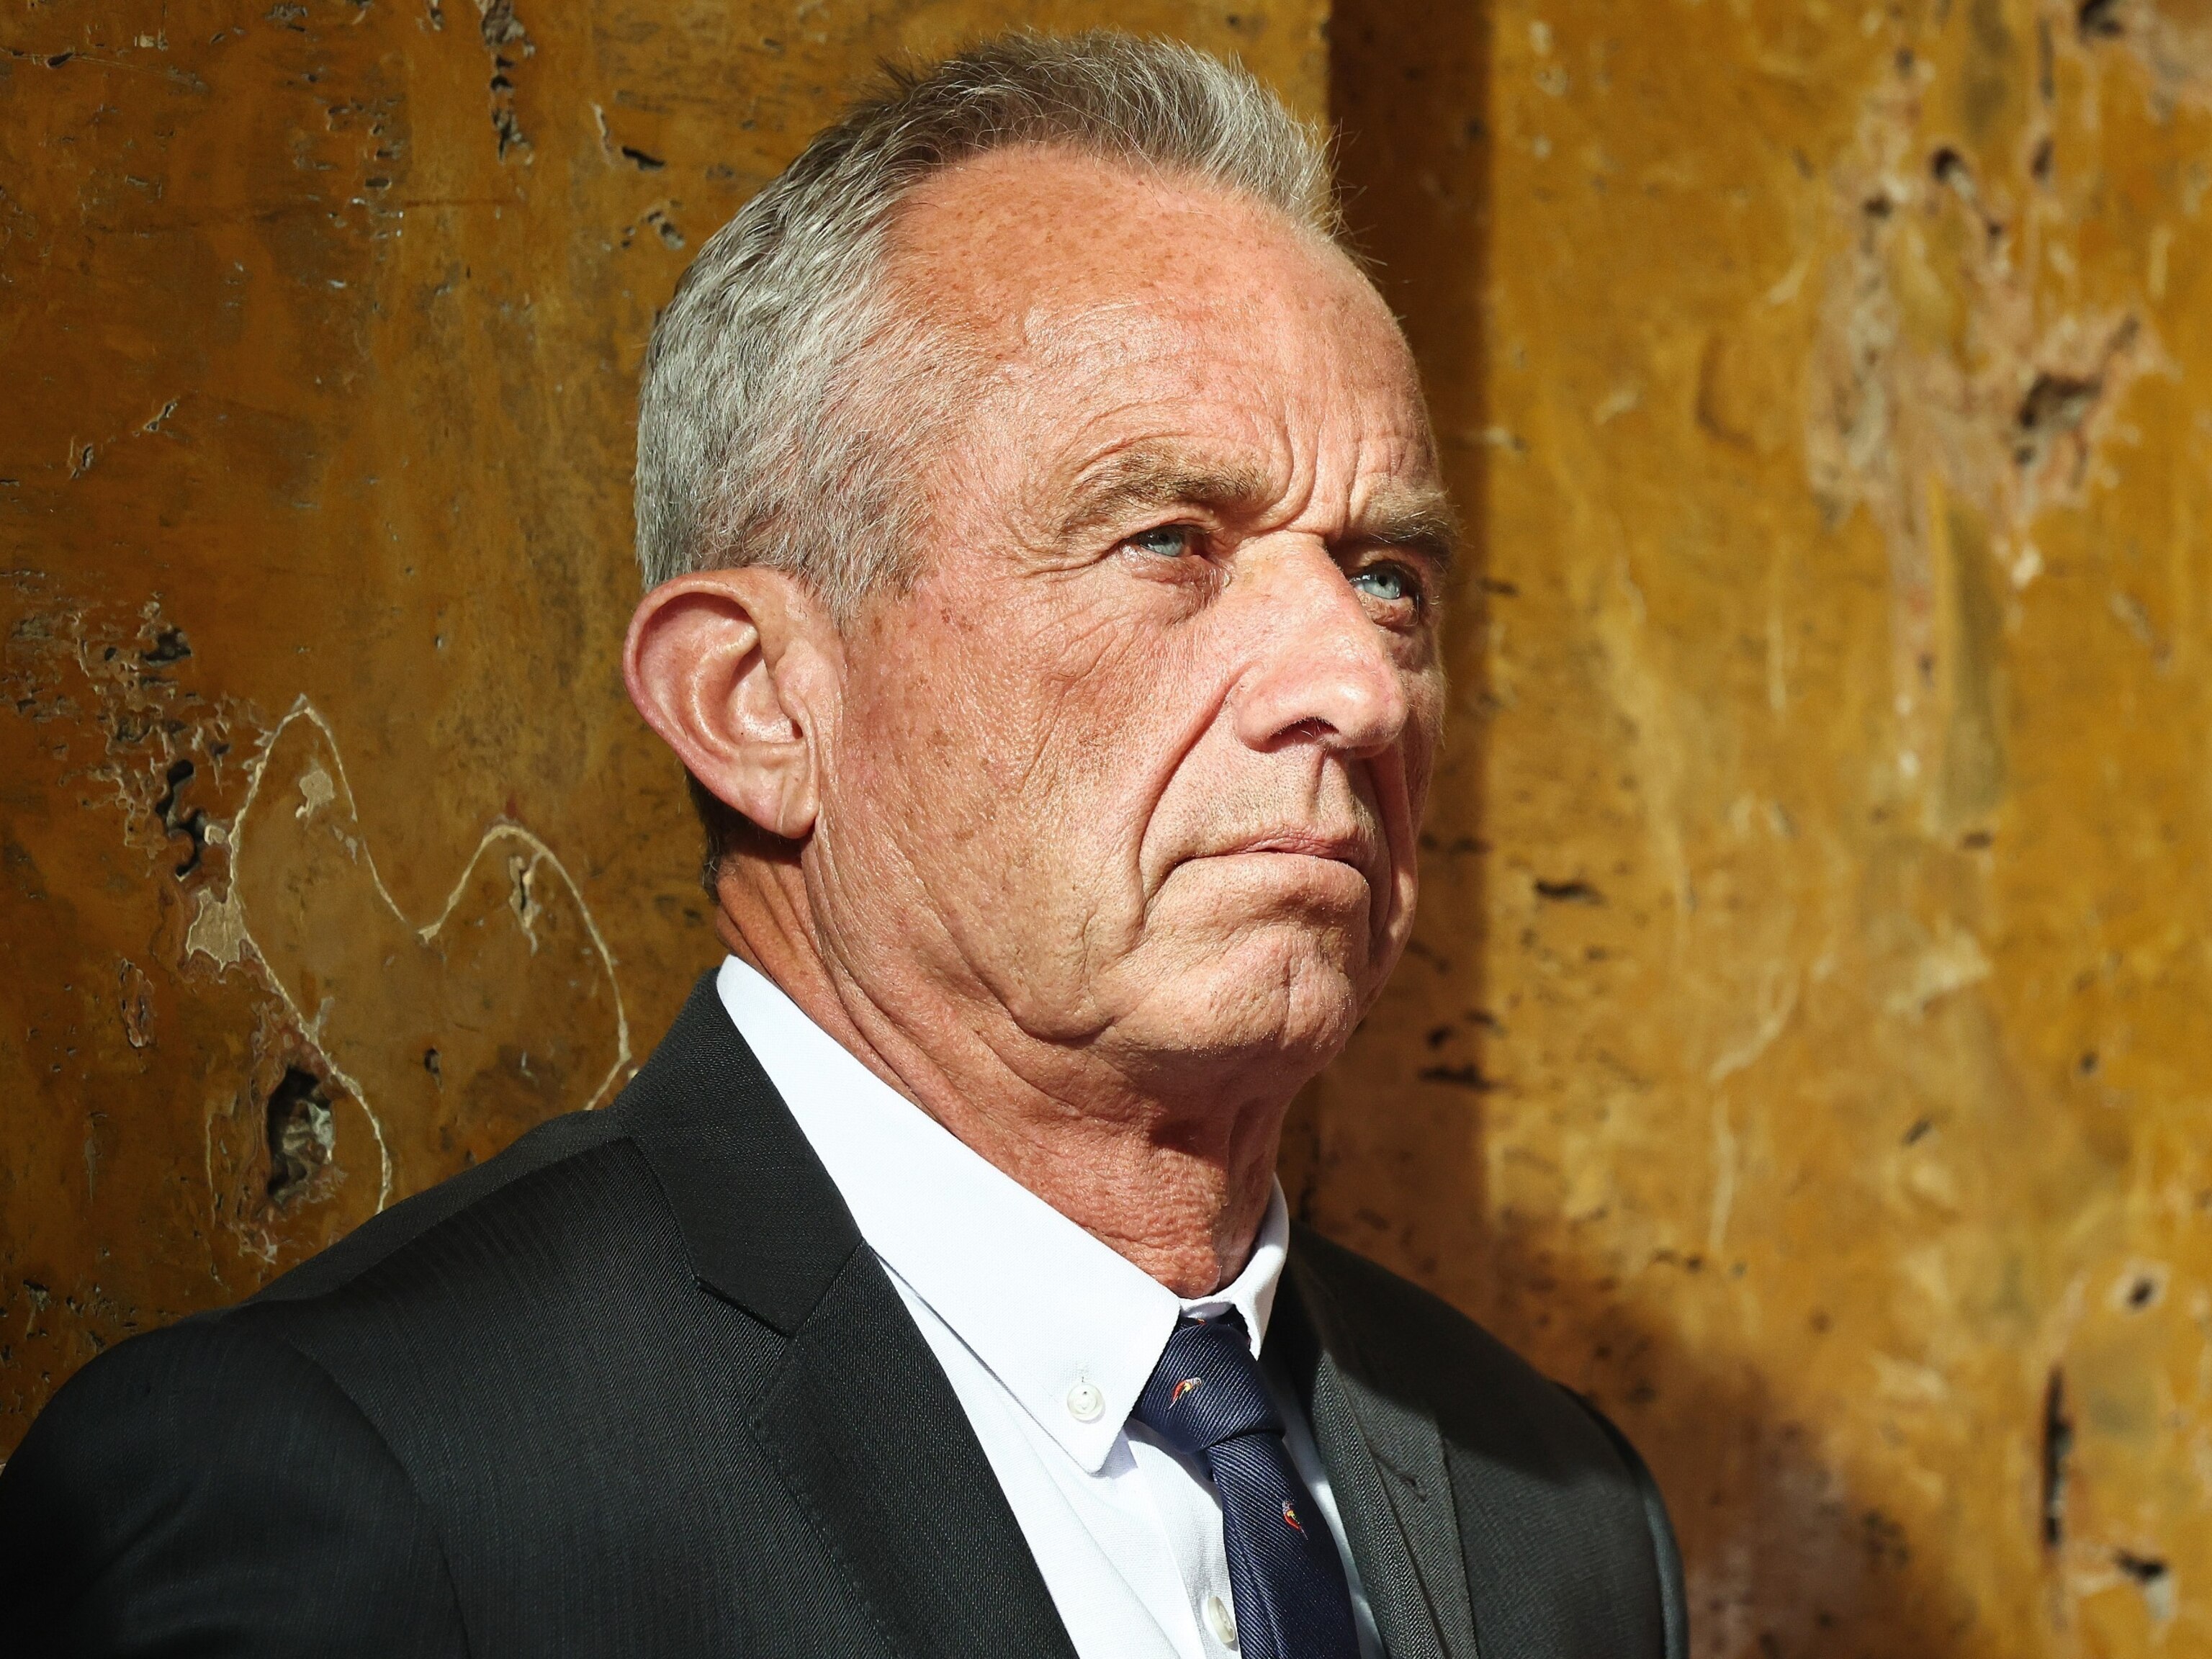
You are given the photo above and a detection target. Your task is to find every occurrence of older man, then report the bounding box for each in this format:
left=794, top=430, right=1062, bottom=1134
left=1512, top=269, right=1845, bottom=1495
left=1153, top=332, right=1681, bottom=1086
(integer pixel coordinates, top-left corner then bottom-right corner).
left=0, top=34, right=1682, bottom=1659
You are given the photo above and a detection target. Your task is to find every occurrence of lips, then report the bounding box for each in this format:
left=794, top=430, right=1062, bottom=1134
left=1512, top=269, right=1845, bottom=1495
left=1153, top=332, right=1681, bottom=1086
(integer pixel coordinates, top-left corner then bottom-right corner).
left=1214, top=829, right=1374, bottom=866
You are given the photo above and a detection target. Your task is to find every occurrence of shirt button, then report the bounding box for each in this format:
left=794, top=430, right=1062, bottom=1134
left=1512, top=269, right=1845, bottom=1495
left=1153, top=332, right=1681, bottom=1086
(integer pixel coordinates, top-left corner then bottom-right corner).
left=1203, top=1593, right=1238, bottom=1649
left=1065, top=1381, right=1104, bottom=1422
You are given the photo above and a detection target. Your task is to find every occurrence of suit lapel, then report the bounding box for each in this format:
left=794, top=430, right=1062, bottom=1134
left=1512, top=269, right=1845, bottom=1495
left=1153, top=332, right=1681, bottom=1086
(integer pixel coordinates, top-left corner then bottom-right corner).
left=748, top=1247, right=1081, bottom=1659
left=616, top=976, right=1077, bottom=1659
left=615, top=976, right=1485, bottom=1659
left=611, top=976, right=861, bottom=1335
left=1280, top=1251, right=1480, bottom=1659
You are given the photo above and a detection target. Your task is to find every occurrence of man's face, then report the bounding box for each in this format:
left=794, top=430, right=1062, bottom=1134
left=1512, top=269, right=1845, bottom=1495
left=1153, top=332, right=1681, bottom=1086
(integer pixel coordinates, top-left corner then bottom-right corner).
left=811, top=146, right=1449, bottom=1092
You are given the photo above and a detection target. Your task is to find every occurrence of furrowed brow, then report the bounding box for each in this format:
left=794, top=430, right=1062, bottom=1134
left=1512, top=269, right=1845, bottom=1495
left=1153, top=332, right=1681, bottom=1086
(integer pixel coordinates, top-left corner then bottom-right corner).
left=1057, top=448, right=1276, bottom=542
left=1353, top=483, right=1458, bottom=567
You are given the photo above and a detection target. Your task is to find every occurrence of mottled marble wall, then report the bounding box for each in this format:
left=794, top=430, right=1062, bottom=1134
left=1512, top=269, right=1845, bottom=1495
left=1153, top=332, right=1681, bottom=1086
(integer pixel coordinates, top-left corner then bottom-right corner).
left=0, top=0, right=1321, bottom=1426
left=1298, top=1, right=2212, bottom=1653
left=9, top=2, right=2210, bottom=1655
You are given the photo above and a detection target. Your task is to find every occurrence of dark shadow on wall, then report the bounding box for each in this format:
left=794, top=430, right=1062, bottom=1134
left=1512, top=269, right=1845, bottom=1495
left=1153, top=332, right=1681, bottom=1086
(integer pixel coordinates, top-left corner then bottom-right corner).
left=1299, top=5, right=1966, bottom=1654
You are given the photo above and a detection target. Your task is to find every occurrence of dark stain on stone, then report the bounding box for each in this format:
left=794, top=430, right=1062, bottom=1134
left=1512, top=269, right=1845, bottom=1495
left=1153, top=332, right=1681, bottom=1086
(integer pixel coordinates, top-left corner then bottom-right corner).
left=1534, top=878, right=1604, bottom=904
left=151, top=757, right=208, bottom=878
left=2041, top=1367, right=2073, bottom=1549
left=1861, top=1508, right=1911, bottom=1570
left=2078, top=0, right=2124, bottom=42
left=1416, top=1061, right=1496, bottom=1092
left=2014, top=370, right=2105, bottom=467
left=2115, top=1550, right=2168, bottom=1584
left=264, top=1066, right=336, bottom=1209
left=140, top=626, right=192, bottom=666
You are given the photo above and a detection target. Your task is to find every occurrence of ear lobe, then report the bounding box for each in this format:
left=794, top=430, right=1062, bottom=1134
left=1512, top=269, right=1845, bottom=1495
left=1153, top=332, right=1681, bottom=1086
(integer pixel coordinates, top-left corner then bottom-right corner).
left=622, top=568, right=835, bottom=842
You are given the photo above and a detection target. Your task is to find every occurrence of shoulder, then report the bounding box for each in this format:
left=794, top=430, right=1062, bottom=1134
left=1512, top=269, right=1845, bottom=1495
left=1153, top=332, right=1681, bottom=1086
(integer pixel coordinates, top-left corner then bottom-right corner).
left=250, top=1097, right=637, bottom=1305
left=1289, top=1222, right=1688, bottom=1659
left=225, top=1096, right=735, bottom=1459
left=0, top=1109, right=652, bottom=1653
left=1289, top=1220, right=1578, bottom=1437
left=0, top=1316, right=467, bottom=1655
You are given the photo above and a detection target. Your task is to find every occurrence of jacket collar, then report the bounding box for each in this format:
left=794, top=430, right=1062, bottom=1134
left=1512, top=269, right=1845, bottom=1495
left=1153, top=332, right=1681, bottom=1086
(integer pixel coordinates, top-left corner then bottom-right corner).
left=716, top=952, right=1293, bottom=1478
left=610, top=971, right=1080, bottom=1659
left=606, top=974, right=1476, bottom=1659
left=1280, top=1236, right=1480, bottom=1659
left=605, top=971, right=863, bottom=1334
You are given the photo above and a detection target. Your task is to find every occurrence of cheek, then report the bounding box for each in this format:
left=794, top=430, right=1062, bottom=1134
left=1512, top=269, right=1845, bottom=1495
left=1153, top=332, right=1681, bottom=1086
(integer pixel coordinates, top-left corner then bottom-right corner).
left=1399, top=666, right=1447, bottom=799
left=976, top=562, right=1194, bottom=755
left=842, top=577, right=1182, bottom=875
left=824, top=611, right=1009, bottom=871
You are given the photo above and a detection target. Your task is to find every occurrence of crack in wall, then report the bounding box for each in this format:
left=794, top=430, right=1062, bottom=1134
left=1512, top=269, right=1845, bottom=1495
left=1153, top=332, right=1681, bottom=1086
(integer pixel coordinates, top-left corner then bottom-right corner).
left=203, top=697, right=635, bottom=1216
left=5, top=584, right=630, bottom=1245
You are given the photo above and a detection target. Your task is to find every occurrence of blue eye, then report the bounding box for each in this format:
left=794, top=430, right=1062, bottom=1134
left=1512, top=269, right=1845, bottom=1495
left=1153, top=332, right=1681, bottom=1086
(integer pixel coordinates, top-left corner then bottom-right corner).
left=1351, top=563, right=1417, bottom=604
left=1127, top=525, right=1198, bottom=559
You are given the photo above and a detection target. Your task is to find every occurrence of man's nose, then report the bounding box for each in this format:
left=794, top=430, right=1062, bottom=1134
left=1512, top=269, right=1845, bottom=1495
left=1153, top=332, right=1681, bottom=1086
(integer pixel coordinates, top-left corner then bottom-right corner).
left=1230, top=543, right=1413, bottom=758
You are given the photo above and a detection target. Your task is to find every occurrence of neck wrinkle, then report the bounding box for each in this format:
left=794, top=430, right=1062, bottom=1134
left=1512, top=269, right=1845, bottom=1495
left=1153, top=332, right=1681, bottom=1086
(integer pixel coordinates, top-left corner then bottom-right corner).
left=714, top=863, right=1287, bottom=1300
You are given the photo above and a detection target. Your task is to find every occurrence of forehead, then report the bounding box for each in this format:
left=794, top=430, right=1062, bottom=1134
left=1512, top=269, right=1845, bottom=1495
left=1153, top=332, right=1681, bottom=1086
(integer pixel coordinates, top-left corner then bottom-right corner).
left=884, top=146, right=1437, bottom=508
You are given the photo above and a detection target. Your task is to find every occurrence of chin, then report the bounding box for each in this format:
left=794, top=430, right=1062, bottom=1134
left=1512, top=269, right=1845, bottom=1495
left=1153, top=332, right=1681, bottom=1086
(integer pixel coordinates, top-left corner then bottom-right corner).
left=1110, top=927, right=1375, bottom=1085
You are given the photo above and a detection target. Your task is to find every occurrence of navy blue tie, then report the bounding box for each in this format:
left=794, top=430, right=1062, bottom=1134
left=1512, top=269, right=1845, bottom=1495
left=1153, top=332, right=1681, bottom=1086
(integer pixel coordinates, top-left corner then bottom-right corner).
left=1133, top=1313, right=1360, bottom=1659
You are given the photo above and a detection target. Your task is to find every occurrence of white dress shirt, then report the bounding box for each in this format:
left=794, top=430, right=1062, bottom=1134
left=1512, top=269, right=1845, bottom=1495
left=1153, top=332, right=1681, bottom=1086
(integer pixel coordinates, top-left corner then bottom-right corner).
left=716, top=956, right=1381, bottom=1659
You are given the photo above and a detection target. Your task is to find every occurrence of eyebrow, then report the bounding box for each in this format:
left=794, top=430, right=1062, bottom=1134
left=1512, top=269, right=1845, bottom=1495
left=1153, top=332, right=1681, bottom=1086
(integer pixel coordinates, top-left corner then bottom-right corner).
left=1354, top=479, right=1459, bottom=567
left=1056, top=445, right=1457, bottom=567
left=1056, top=449, right=1276, bottom=542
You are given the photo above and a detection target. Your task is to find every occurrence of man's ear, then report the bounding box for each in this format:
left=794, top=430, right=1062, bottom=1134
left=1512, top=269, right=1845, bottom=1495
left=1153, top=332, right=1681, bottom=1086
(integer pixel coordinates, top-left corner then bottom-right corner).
left=622, top=566, right=840, bottom=842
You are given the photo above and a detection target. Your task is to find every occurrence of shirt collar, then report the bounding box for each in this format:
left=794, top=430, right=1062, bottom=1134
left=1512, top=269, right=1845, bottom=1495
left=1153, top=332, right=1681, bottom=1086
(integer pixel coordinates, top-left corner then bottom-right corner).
left=715, top=955, right=1288, bottom=1474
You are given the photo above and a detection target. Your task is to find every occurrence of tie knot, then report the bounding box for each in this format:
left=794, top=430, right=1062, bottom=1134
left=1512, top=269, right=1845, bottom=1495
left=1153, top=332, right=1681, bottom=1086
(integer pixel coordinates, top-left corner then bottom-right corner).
left=1132, top=1312, right=1283, bottom=1457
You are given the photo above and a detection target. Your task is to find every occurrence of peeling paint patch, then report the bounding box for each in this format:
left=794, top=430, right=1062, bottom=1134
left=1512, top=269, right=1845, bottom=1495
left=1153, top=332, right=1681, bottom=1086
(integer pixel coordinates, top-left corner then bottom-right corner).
left=117, top=960, right=155, bottom=1050
left=295, top=757, right=335, bottom=819
left=263, top=1066, right=338, bottom=1209
left=184, top=886, right=251, bottom=967
left=1, top=585, right=247, bottom=884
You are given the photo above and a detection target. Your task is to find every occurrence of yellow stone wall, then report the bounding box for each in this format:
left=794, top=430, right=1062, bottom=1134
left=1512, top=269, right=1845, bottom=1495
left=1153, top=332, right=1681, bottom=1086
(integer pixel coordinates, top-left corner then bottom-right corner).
left=0, top=0, right=1321, bottom=1420
left=1300, top=0, right=2212, bottom=1653
left=7, top=1, right=2209, bottom=1653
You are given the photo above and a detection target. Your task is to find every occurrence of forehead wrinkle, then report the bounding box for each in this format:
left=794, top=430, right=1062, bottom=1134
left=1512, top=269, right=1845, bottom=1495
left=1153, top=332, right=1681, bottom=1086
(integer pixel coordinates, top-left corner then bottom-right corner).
left=884, top=151, right=1443, bottom=564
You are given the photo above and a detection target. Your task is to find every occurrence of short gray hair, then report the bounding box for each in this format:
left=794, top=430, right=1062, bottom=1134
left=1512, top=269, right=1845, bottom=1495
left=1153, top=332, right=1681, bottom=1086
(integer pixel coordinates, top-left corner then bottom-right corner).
left=633, top=31, right=1338, bottom=616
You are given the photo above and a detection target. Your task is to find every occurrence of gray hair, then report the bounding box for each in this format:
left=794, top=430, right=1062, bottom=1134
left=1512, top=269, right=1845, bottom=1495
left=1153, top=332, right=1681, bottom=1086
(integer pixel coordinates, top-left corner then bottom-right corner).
left=633, top=31, right=1339, bottom=617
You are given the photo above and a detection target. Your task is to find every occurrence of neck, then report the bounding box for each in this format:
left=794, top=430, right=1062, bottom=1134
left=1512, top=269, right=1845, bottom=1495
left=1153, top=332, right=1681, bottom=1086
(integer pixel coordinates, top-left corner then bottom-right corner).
left=714, top=864, right=1290, bottom=1297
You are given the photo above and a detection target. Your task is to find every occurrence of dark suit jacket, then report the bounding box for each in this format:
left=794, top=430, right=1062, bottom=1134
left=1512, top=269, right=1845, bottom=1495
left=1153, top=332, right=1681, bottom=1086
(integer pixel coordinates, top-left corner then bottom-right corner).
left=1, top=974, right=1685, bottom=1658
